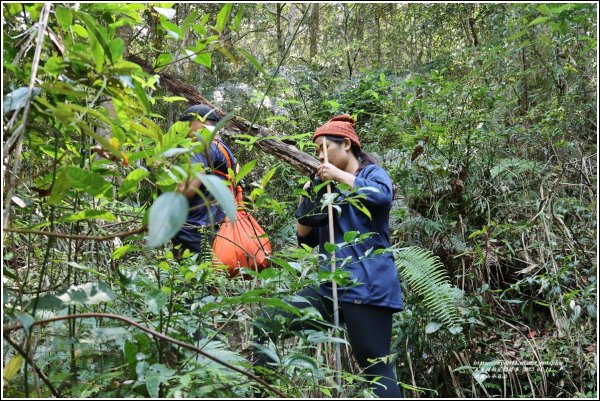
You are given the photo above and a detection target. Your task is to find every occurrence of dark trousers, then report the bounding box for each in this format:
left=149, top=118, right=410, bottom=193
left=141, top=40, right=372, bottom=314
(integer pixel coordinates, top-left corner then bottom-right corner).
left=254, top=286, right=403, bottom=398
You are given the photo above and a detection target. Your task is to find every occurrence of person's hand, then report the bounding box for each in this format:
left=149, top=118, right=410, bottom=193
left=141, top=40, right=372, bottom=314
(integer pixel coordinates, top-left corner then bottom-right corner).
left=317, top=162, right=342, bottom=182
left=317, top=163, right=357, bottom=187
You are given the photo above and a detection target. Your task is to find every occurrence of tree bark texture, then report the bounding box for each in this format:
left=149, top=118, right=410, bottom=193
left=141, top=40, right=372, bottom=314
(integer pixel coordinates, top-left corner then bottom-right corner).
left=309, top=3, right=319, bottom=61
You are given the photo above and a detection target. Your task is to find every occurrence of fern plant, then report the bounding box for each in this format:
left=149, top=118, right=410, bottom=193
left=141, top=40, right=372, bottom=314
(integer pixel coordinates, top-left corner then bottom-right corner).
left=394, top=246, right=466, bottom=345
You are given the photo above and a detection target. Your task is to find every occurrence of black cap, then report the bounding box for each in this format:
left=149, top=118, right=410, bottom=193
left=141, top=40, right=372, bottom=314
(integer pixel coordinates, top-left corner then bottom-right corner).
left=179, top=104, right=220, bottom=122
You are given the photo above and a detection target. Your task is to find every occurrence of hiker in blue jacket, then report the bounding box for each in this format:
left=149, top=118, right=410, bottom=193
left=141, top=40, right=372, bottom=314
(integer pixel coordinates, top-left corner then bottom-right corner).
left=174, top=104, right=237, bottom=259
left=254, top=114, right=403, bottom=398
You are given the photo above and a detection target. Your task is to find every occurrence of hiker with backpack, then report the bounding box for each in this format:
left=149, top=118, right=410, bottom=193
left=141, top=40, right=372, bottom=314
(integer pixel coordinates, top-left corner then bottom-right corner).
left=173, top=104, right=238, bottom=259
left=253, top=114, right=404, bottom=398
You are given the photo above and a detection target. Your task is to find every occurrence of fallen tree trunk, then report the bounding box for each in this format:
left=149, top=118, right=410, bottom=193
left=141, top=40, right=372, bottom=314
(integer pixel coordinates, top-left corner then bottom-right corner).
left=127, top=54, right=318, bottom=175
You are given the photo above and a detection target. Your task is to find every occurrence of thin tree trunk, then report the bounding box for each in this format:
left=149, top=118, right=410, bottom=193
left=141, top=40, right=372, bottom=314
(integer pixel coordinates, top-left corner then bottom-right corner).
left=276, top=4, right=285, bottom=59
left=342, top=4, right=353, bottom=79
left=309, top=3, right=319, bottom=61
left=375, top=8, right=382, bottom=65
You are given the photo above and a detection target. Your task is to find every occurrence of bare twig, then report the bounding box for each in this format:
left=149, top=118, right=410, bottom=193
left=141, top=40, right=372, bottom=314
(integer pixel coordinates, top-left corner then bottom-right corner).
left=3, top=3, right=52, bottom=227
left=3, top=313, right=288, bottom=397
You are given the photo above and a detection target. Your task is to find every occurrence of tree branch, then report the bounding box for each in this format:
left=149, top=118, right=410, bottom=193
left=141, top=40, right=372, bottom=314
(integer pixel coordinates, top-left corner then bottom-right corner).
left=4, top=226, right=147, bottom=241
left=3, top=313, right=288, bottom=398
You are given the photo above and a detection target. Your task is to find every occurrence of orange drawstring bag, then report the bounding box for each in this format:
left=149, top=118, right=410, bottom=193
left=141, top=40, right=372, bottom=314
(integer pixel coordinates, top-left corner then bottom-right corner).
left=210, top=140, right=271, bottom=277
left=212, top=184, right=271, bottom=277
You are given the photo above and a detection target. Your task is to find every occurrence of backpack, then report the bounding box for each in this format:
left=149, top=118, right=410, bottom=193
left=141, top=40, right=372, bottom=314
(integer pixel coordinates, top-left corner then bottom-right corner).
left=210, top=140, right=272, bottom=277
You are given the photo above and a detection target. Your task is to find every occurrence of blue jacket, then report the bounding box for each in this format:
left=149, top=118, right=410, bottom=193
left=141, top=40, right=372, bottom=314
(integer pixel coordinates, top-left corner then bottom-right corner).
left=297, top=164, right=403, bottom=311
left=174, top=139, right=236, bottom=246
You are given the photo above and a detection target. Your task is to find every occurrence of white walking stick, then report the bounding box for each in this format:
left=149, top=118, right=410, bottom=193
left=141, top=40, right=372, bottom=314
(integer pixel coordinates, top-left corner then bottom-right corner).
left=322, top=137, right=343, bottom=392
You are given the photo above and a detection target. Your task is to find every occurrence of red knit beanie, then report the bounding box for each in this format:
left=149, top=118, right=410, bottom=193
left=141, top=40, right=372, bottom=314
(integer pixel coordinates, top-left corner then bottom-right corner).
left=312, top=114, right=361, bottom=150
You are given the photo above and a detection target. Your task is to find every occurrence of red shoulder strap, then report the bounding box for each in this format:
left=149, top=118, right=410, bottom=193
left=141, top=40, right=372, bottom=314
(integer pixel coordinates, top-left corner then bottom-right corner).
left=213, top=139, right=239, bottom=174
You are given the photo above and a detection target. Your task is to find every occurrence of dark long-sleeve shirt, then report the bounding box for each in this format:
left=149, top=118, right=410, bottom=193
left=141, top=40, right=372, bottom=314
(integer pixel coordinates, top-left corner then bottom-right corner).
left=298, top=164, right=403, bottom=311
left=174, top=139, right=236, bottom=247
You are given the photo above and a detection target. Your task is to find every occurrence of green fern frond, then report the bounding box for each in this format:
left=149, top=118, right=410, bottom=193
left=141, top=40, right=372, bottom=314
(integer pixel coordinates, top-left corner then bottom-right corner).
left=394, top=246, right=466, bottom=345
left=394, top=215, right=444, bottom=236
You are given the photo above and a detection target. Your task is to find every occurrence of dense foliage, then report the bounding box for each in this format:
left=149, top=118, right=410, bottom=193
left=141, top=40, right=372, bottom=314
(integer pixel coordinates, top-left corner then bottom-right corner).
left=3, top=3, right=597, bottom=398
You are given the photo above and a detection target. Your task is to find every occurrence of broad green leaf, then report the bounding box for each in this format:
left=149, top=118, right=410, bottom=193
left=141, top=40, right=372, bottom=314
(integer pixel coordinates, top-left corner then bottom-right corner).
left=145, top=364, right=174, bottom=398
left=112, top=60, right=143, bottom=74
left=343, top=231, right=359, bottom=244
left=77, top=12, right=111, bottom=71
left=216, top=4, right=233, bottom=33
left=133, top=80, right=151, bottom=114
left=161, top=19, right=182, bottom=41
left=306, top=331, right=349, bottom=345
left=71, top=24, right=88, bottom=38
left=449, top=326, right=463, bottom=335
left=16, top=313, right=34, bottom=335
left=65, top=166, right=112, bottom=198
left=192, top=21, right=206, bottom=36
left=25, top=4, right=42, bottom=21
left=90, top=32, right=105, bottom=72
left=3, top=87, right=41, bottom=114
left=218, top=46, right=237, bottom=65
left=61, top=209, right=116, bottom=222
left=250, top=342, right=280, bottom=364
left=283, top=354, right=318, bottom=374
left=145, top=370, right=161, bottom=398
left=44, top=57, right=66, bottom=77
left=324, top=242, right=336, bottom=253
left=3, top=355, right=23, bottom=381
left=112, top=244, right=142, bottom=259
left=348, top=198, right=371, bottom=219
left=123, top=341, right=137, bottom=372
left=55, top=5, right=73, bottom=31
left=145, top=191, right=189, bottom=249
left=153, top=53, right=174, bottom=71
left=120, top=168, right=149, bottom=196
left=65, top=261, right=108, bottom=279
left=182, top=10, right=198, bottom=34
left=146, top=289, right=167, bottom=314
left=34, top=281, right=116, bottom=310
left=108, top=38, right=125, bottom=62
left=425, top=321, right=442, bottom=334
left=234, top=160, right=256, bottom=184
left=196, top=174, right=236, bottom=222
left=231, top=5, right=243, bottom=32
left=536, top=4, right=552, bottom=16
left=48, top=169, right=70, bottom=205
left=261, top=167, right=277, bottom=189
left=194, top=52, right=211, bottom=68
